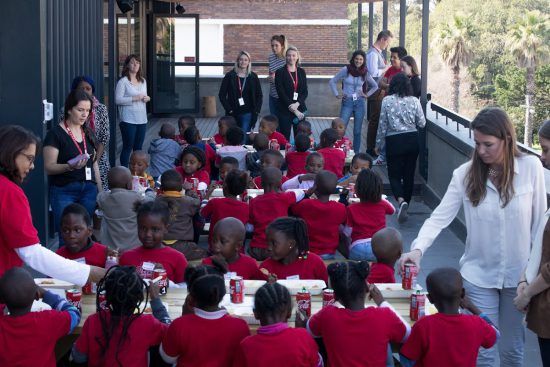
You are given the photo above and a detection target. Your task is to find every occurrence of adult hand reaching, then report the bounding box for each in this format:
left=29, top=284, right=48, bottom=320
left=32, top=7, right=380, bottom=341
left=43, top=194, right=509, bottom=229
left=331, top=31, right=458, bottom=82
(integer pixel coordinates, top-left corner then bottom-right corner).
left=87, top=265, right=107, bottom=284
left=398, top=249, right=422, bottom=275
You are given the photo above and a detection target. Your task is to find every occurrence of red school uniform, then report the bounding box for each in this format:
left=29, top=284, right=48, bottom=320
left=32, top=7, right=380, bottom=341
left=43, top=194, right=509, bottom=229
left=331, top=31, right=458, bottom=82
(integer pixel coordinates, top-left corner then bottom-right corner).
left=56, top=241, right=107, bottom=267
left=175, top=166, right=210, bottom=188
left=212, top=133, right=224, bottom=145
left=202, top=254, right=261, bottom=280
left=252, top=175, right=289, bottom=189
left=174, top=134, right=187, bottom=146
left=269, top=131, right=289, bottom=147
left=367, top=262, right=396, bottom=284
left=233, top=324, right=320, bottom=367
left=291, top=199, right=347, bottom=256
left=347, top=199, right=395, bottom=243
left=259, top=252, right=328, bottom=283
left=120, top=246, right=187, bottom=283
left=249, top=191, right=297, bottom=249
left=74, top=311, right=167, bottom=367
left=0, top=310, right=71, bottom=367
left=400, top=313, right=497, bottom=367
left=0, top=174, right=40, bottom=277
left=308, top=305, right=406, bottom=367
left=383, top=66, right=402, bottom=83
left=200, top=197, right=249, bottom=248
left=317, top=147, right=345, bottom=178
left=285, top=151, right=310, bottom=179
left=333, top=136, right=351, bottom=149
left=161, top=310, right=250, bottom=367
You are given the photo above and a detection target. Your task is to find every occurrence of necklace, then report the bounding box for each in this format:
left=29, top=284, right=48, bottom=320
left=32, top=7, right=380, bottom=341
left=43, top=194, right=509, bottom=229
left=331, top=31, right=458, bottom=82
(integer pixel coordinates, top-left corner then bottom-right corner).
left=488, top=167, right=501, bottom=178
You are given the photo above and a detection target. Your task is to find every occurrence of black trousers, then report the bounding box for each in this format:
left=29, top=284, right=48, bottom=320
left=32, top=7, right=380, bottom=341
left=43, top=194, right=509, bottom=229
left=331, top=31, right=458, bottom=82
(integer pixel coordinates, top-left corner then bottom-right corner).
left=385, top=131, right=419, bottom=204
left=276, top=112, right=298, bottom=141
left=540, top=337, right=550, bottom=367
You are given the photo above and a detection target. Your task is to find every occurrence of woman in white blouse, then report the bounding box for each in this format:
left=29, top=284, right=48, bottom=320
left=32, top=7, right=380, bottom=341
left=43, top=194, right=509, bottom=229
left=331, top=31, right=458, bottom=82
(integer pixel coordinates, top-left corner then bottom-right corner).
left=115, top=54, right=150, bottom=167
left=400, top=107, right=546, bottom=367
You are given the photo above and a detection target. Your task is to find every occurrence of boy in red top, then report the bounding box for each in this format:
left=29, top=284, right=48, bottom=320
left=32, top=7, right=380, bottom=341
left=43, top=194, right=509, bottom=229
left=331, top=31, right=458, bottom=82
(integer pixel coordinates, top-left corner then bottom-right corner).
left=291, top=170, right=346, bottom=259
left=175, top=146, right=210, bottom=192
left=332, top=118, right=352, bottom=150
left=252, top=149, right=289, bottom=189
left=0, top=267, right=81, bottom=367
left=233, top=282, right=322, bottom=367
left=56, top=203, right=108, bottom=267
left=120, top=201, right=188, bottom=283
left=259, top=114, right=289, bottom=147
left=174, top=115, right=195, bottom=145
left=212, top=115, right=237, bottom=145
left=400, top=268, right=499, bottom=367
left=317, top=128, right=345, bottom=178
left=249, top=167, right=305, bottom=261
left=367, top=227, right=402, bottom=284
left=202, top=217, right=261, bottom=280
left=285, top=133, right=310, bottom=178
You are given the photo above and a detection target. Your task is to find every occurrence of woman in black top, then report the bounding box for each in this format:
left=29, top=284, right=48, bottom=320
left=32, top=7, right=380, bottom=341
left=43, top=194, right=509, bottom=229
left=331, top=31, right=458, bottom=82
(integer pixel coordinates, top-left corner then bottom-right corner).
left=275, top=46, right=308, bottom=140
left=401, top=55, right=421, bottom=98
left=43, top=89, right=100, bottom=244
left=218, top=51, right=262, bottom=141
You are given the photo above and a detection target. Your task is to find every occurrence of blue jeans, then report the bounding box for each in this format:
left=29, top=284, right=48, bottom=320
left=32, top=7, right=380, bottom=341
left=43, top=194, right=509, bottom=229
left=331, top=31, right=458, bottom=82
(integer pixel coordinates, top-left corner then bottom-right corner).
left=120, top=121, right=147, bottom=167
left=319, top=253, right=336, bottom=260
left=269, top=95, right=279, bottom=116
left=237, top=112, right=252, bottom=143
left=340, top=97, right=366, bottom=153
left=349, top=238, right=376, bottom=261
left=50, top=181, right=98, bottom=245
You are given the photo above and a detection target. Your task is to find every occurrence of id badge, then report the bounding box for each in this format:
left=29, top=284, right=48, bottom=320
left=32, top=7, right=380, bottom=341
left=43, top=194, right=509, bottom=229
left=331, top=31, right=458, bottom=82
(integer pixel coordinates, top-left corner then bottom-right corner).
left=286, top=274, right=300, bottom=280
left=142, top=262, right=155, bottom=272
left=238, top=97, right=245, bottom=106
left=85, top=167, right=92, bottom=181
left=293, top=92, right=299, bottom=101
left=352, top=93, right=358, bottom=101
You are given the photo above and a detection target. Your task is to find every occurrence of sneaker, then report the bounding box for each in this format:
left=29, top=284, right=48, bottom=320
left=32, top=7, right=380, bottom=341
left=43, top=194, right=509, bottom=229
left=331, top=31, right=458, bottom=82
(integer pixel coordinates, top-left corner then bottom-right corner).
left=373, top=156, right=386, bottom=165
left=398, top=201, right=409, bottom=223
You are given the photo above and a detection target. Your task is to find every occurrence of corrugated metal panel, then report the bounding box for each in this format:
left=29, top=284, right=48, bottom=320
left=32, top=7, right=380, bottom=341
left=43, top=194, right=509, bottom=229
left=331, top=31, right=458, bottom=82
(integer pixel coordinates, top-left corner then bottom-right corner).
left=46, top=0, right=103, bottom=122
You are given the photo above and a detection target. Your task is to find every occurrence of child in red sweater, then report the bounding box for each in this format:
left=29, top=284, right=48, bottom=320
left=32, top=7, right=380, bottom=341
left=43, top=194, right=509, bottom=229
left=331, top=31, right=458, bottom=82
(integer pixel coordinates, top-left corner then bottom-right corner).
left=252, top=149, right=289, bottom=189
left=285, top=133, right=310, bottom=178
left=291, top=171, right=346, bottom=259
left=344, top=169, right=395, bottom=261
left=174, top=115, right=195, bottom=145
left=367, top=227, right=402, bottom=284
left=249, top=167, right=305, bottom=261
left=301, top=261, right=410, bottom=367
left=400, top=268, right=499, bottom=367
left=317, top=128, right=345, bottom=178
left=175, top=146, right=210, bottom=193
left=259, top=217, right=328, bottom=283
left=201, top=169, right=250, bottom=251
left=184, top=126, right=216, bottom=175
left=233, top=282, right=322, bottom=367
left=72, top=266, right=170, bottom=367
left=332, top=117, right=352, bottom=150
left=202, top=217, right=260, bottom=279
left=212, top=115, right=237, bottom=145
left=120, top=200, right=188, bottom=283
left=282, top=152, right=324, bottom=191
left=259, top=114, right=289, bottom=147
left=0, top=267, right=81, bottom=367
left=160, top=263, right=250, bottom=366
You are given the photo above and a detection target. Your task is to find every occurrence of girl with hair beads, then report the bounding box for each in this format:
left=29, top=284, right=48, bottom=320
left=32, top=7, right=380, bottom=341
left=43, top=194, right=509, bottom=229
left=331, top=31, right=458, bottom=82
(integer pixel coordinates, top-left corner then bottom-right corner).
left=160, top=263, right=250, bottom=366
left=303, top=261, right=410, bottom=367
left=120, top=200, right=188, bottom=283
left=259, top=217, right=327, bottom=283
left=72, top=266, right=170, bottom=367
left=233, top=282, right=322, bottom=367
left=175, top=146, right=210, bottom=192
left=183, top=126, right=216, bottom=176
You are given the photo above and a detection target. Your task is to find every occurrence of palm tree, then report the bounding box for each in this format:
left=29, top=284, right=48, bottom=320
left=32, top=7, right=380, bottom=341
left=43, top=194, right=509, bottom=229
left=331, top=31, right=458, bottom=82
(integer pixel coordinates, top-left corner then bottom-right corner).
left=507, top=11, right=549, bottom=147
left=434, top=14, right=475, bottom=113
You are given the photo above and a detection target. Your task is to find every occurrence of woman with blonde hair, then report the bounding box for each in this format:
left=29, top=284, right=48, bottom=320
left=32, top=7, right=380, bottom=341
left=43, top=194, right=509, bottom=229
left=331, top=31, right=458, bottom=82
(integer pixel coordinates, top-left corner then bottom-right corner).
left=219, top=50, right=262, bottom=139
left=268, top=34, right=288, bottom=115
left=400, top=107, right=546, bottom=366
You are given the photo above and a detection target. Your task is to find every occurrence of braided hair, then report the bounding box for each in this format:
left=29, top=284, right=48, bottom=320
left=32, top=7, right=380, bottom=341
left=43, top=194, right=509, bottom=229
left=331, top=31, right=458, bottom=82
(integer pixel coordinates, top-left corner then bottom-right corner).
left=267, top=217, right=309, bottom=259
left=185, top=263, right=227, bottom=309
left=95, top=265, right=148, bottom=367
left=327, top=261, right=370, bottom=306
left=254, top=282, right=292, bottom=321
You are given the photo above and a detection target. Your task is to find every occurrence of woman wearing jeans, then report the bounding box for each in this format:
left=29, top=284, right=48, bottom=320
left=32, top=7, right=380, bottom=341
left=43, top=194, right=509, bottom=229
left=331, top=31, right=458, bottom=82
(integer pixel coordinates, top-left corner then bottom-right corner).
left=116, top=54, right=150, bottom=167
left=329, top=50, right=378, bottom=153
left=400, top=107, right=546, bottom=367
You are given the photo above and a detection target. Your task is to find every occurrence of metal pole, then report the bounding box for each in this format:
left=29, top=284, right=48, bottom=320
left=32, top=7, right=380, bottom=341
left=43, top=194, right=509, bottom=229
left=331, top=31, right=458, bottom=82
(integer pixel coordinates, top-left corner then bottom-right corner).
left=357, top=3, right=363, bottom=50
left=400, top=0, right=406, bottom=47
left=382, top=0, right=388, bottom=58
left=368, top=2, right=374, bottom=47
left=420, top=0, right=429, bottom=110
left=108, top=0, right=117, bottom=167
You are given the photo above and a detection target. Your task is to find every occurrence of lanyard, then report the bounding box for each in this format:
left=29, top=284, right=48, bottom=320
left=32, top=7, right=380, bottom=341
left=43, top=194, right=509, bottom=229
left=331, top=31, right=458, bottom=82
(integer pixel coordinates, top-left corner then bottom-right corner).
left=63, top=121, right=87, bottom=155
left=287, top=66, right=298, bottom=92
left=237, top=75, right=247, bottom=97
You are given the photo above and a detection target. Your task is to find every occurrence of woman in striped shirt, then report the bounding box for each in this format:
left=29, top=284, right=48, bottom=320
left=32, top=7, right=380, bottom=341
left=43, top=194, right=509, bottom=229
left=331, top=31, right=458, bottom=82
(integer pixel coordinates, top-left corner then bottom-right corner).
left=268, top=35, right=287, bottom=116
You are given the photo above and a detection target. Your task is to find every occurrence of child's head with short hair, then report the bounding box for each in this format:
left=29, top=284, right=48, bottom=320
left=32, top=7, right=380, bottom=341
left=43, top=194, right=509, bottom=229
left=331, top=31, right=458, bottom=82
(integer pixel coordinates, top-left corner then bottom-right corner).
left=0, top=267, right=38, bottom=314
left=219, top=156, right=239, bottom=182
left=224, top=126, right=244, bottom=146
left=355, top=168, right=383, bottom=203
left=218, top=116, right=237, bottom=138
left=211, top=217, right=246, bottom=261
left=180, top=146, right=206, bottom=175
left=183, top=126, right=200, bottom=145
left=223, top=169, right=248, bottom=197
left=253, top=283, right=292, bottom=325
left=371, top=227, right=403, bottom=267
left=60, top=203, right=93, bottom=255
left=261, top=149, right=284, bottom=170
left=305, top=152, right=324, bottom=174
left=159, top=123, right=176, bottom=139
left=319, top=128, right=339, bottom=148
left=134, top=200, right=170, bottom=249
left=261, top=166, right=282, bottom=192
left=108, top=166, right=133, bottom=190
left=253, top=132, right=270, bottom=151
left=331, top=118, right=346, bottom=139
left=184, top=263, right=227, bottom=311
left=266, top=217, right=309, bottom=262
left=314, top=170, right=338, bottom=196
left=160, top=169, right=183, bottom=192
left=259, top=115, right=279, bottom=135
left=178, top=115, right=196, bottom=137
left=426, top=268, right=464, bottom=313
left=129, top=150, right=149, bottom=177
left=296, top=120, right=312, bottom=136
left=350, top=153, right=373, bottom=175
left=294, top=133, right=310, bottom=153
left=327, top=261, right=370, bottom=308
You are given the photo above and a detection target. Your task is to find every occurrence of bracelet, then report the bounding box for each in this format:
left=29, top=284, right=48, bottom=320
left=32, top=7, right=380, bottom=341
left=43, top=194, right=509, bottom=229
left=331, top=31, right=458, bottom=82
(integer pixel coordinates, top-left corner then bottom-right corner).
left=518, top=280, right=527, bottom=286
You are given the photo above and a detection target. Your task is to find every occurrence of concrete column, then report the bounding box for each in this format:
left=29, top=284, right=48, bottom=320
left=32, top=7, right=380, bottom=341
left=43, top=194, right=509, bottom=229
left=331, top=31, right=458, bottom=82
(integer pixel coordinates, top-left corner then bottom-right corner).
left=368, top=2, right=374, bottom=47
left=108, top=0, right=117, bottom=166
left=400, top=0, right=406, bottom=47
left=357, top=3, right=363, bottom=50
left=382, top=0, right=388, bottom=58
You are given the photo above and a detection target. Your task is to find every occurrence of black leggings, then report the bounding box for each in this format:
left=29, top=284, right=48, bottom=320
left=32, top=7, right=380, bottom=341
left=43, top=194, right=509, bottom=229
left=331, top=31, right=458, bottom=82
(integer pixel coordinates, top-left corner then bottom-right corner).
left=540, top=337, right=550, bottom=367
left=385, top=131, right=419, bottom=204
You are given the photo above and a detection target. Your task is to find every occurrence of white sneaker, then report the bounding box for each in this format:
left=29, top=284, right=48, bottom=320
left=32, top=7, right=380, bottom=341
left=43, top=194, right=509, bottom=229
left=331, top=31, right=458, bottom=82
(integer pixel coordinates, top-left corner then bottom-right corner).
left=398, top=201, right=409, bottom=223
left=373, top=156, right=386, bottom=165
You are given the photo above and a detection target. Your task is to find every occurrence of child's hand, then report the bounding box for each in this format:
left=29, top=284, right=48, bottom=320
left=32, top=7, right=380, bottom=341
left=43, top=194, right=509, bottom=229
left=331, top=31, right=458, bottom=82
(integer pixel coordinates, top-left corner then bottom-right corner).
left=35, top=286, right=47, bottom=300
left=305, top=186, right=316, bottom=198
left=211, top=254, right=229, bottom=273
left=186, top=190, right=199, bottom=199
left=106, top=247, right=119, bottom=258
left=182, top=181, right=193, bottom=190
left=460, top=295, right=481, bottom=315
left=294, top=309, right=308, bottom=328
left=149, top=281, right=160, bottom=300
left=367, top=283, right=385, bottom=306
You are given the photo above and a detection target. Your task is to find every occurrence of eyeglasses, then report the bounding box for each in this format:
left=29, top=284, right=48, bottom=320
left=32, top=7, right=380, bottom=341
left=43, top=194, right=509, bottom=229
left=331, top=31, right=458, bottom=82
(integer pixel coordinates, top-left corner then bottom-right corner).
left=20, top=153, right=35, bottom=164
